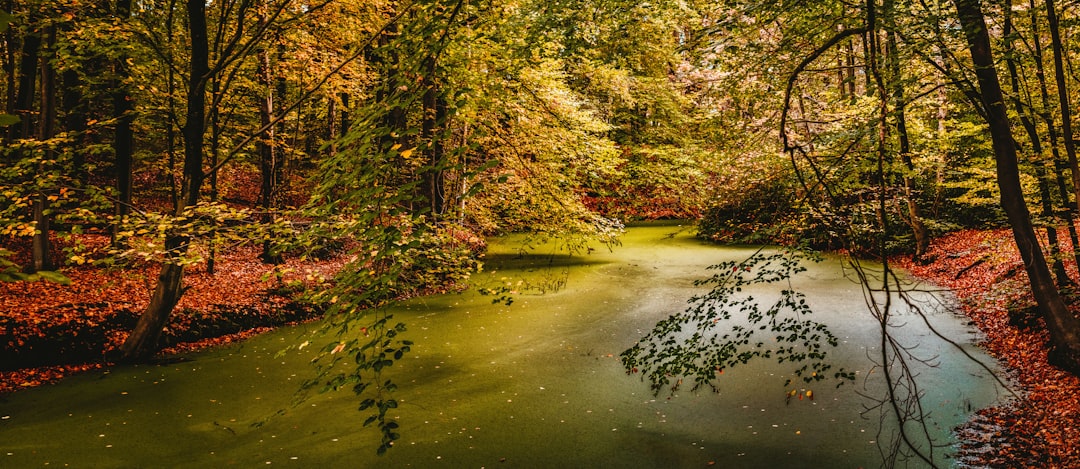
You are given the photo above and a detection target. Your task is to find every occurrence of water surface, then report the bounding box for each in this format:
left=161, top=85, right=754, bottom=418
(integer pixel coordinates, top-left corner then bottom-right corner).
left=0, top=224, right=1003, bottom=467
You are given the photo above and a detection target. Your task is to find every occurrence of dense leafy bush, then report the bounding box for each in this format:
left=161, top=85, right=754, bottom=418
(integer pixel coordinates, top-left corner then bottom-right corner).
left=698, top=176, right=796, bottom=245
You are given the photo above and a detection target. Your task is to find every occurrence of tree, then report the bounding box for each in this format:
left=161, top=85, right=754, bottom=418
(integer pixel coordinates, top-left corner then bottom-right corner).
left=1002, top=1, right=1073, bottom=286
left=883, top=0, right=930, bottom=259
left=119, top=0, right=212, bottom=361
left=1043, top=0, right=1080, bottom=212
left=112, top=0, right=135, bottom=249
left=256, top=0, right=282, bottom=264
left=116, top=0, right=322, bottom=360
left=950, top=0, right=1080, bottom=373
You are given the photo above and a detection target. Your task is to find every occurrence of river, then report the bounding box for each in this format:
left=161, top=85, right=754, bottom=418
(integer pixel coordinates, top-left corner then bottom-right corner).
left=0, top=223, right=1003, bottom=467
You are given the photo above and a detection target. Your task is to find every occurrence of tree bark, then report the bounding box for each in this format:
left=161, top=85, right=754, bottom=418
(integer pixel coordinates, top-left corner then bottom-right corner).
left=9, top=19, right=38, bottom=141
left=111, top=0, right=135, bottom=249
left=327, top=95, right=336, bottom=156
left=1028, top=0, right=1080, bottom=279
left=952, top=0, right=1080, bottom=373
left=120, top=0, right=209, bottom=361
left=3, top=0, right=15, bottom=119
left=421, top=58, right=446, bottom=217
left=883, top=8, right=929, bottom=259
left=339, top=92, right=349, bottom=137
left=62, top=68, right=87, bottom=182
left=1044, top=0, right=1080, bottom=215
left=29, top=24, right=57, bottom=273
left=1003, top=2, right=1071, bottom=286
left=118, top=241, right=185, bottom=358
left=207, top=75, right=220, bottom=275
left=256, top=3, right=281, bottom=264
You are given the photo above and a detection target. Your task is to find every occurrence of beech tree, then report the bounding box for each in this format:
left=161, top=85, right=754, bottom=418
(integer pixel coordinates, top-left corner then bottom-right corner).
left=119, top=0, right=303, bottom=360
left=117, top=0, right=211, bottom=361
left=951, top=0, right=1080, bottom=373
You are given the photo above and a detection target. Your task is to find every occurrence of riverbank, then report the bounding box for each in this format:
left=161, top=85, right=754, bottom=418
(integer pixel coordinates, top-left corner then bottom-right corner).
left=893, top=229, right=1080, bottom=467
left=3, top=227, right=1078, bottom=465
left=0, top=236, right=346, bottom=394
left=1, top=224, right=999, bottom=468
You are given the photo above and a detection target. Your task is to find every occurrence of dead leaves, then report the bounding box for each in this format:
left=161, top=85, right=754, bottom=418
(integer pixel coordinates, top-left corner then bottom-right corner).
left=0, top=233, right=345, bottom=395
left=896, top=227, right=1080, bottom=467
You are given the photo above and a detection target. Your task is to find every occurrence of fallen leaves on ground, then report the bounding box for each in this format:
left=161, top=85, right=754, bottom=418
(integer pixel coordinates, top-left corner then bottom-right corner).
left=894, top=227, right=1080, bottom=468
left=6, top=227, right=1080, bottom=467
left=0, top=234, right=346, bottom=395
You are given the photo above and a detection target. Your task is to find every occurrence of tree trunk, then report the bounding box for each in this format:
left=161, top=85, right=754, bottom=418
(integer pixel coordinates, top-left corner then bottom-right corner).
left=9, top=20, right=38, bottom=141
left=952, top=0, right=1080, bottom=373
left=29, top=25, right=57, bottom=273
left=327, top=95, right=336, bottom=156
left=339, top=92, right=349, bottom=137
left=933, top=56, right=949, bottom=218
left=256, top=4, right=281, bottom=264
left=111, top=0, right=134, bottom=249
left=1029, top=0, right=1080, bottom=277
left=844, top=38, right=856, bottom=100
left=207, top=75, right=220, bottom=275
left=164, top=0, right=179, bottom=211
left=1044, top=0, right=1080, bottom=215
left=372, top=10, right=408, bottom=195
left=119, top=242, right=185, bottom=357
left=120, top=0, right=209, bottom=362
left=3, top=0, right=15, bottom=119
left=62, top=69, right=87, bottom=183
left=421, top=58, right=446, bottom=218
left=883, top=13, right=929, bottom=259
left=1003, top=2, right=1071, bottom=286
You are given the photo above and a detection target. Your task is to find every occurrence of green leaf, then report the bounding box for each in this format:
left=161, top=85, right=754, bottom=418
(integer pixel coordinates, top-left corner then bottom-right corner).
left=0, top=10, right=12, bottom=33
left=0, top=271, right=33, bottom=282
left=0, top=114, right=19, bottom=127
left=34, top=270, right=71, bottom=285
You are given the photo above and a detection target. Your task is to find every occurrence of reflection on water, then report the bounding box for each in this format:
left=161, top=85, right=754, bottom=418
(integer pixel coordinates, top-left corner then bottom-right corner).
left=0, top=224, right=1003, bottom=468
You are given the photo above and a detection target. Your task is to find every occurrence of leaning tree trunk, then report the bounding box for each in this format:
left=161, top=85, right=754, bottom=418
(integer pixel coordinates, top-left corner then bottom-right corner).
left=952, top=0, right=1080, bottom=373
left=1003, top=2, right=1071, bottom=286
left=120, top=0, right=209, bottom=361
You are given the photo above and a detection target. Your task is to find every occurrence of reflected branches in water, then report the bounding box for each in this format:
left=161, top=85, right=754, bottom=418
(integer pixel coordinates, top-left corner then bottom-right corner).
left=848, top=256, right=1014, bottom=468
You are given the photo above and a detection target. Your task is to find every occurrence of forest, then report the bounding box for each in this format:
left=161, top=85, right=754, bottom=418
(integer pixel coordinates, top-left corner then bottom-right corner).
left=3, top=0, right=1080, bottom=466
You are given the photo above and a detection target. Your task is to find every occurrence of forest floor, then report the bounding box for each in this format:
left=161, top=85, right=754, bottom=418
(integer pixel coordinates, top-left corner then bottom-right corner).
left=2, top=228, right=1080, bottom=465
left=894, top=229, right=1080, bottom=468
left=0, top=235, right=347, bottom=394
